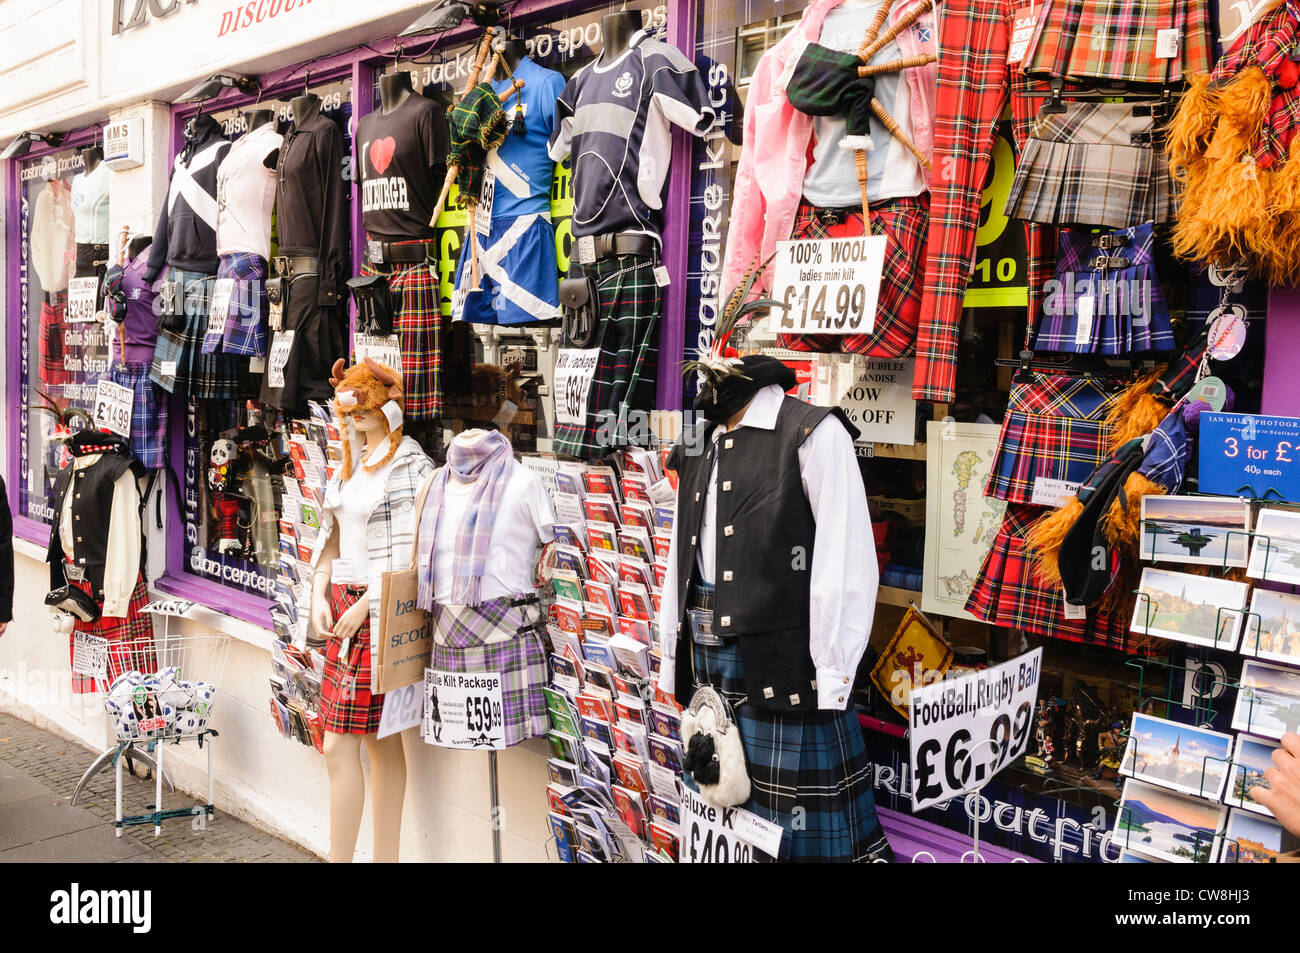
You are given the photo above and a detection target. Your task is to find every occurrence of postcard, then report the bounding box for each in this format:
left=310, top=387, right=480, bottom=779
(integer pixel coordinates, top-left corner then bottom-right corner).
left=1119, top=713, right=1232, bottom=801
left=1130, top=568, right=1248, bottom=651
left=1242, top=587, right=1300, bottom=666
left=1116, top=778, right=1225, bottom=863
left=1221, top=809, right=1293, bottom=864
left=1247, top=507, right=1300, bottom=585
left=1140, top=495, right=1251, bottom=567
left=1232, top=658, right=1300, bottom=739
left=1224, top=734, right=1279, bottom=817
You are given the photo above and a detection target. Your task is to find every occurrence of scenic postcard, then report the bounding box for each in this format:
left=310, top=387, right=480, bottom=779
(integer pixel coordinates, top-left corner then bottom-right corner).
left=1224, top=734, right=1279, bottom=817
left=1247, top=508, right=1300, bottom=586
left=1140, top=495, right=1251, bottom=567
left=1242, top=588, right=1300, bottom=666
left=1117, top=778, right=1225, bottom=863
left=1130, top=568, right=1249, bottom=651
left=1221, top=810, right=1292, bottom=864
left=1232, top=658, right=1300, bottom=739
left=1119, top=713, right=1233, bottom=800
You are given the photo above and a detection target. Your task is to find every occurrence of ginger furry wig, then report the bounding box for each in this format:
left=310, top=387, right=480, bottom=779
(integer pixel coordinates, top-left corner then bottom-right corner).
left=329, top=358, right=405, bottom=480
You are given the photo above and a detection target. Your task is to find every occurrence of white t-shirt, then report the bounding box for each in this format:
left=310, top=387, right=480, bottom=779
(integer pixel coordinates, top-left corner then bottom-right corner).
left=216, top=122, right=282, bottom=259
left=71, top=162, right=110, bottom=245
left=430, top=463, right=556, bottom=602
left=331, top=453, right=395, bottom=585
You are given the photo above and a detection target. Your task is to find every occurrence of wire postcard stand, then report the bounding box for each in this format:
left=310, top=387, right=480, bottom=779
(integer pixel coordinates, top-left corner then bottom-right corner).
left=73, top=609, right=230, bottom=836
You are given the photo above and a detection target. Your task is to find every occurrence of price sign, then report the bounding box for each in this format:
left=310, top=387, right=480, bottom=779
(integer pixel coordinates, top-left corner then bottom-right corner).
left=92, top=379, right=134, bottom=438
left=812, top=355, right=916, bottom=445
left=71, top=632, right=109, bottom=679
left=909, top=648, right=1042, bottom=811
left=379, top=681, right=424, bottom=739
left=1200, top=412, right=1300, bottom=501
left=354, top=332, right=403, bottom=375
left=422, top=668, right=505, bottom=749
left=205, top=278, right=235, bottom=341
left=680, top=787, right=783, bottom=864
left=267, top=330, right=295, bottom=389
left=769, top=236, right=886, bottom=336
left=554, top=347, right=600, bottom=427
left=141, top=599, right=197, bottom=619
left=67, top=277, right=100, bottom=324
left=477, top=169, right=495, bottom=237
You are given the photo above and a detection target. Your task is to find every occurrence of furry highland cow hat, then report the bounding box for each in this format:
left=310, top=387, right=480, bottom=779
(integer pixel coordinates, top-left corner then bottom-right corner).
left=329, top=357, right=405, bottom=479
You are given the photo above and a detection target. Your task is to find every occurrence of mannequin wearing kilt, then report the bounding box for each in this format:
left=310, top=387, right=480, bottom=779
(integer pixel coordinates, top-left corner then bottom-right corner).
left=658, top=356, right=891, bottom=863
left=309, top=359, right=434, bottom=863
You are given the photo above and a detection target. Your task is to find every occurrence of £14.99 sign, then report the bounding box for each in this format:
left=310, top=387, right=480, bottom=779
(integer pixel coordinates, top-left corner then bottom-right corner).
left=769, top=236, right=886, bottom=336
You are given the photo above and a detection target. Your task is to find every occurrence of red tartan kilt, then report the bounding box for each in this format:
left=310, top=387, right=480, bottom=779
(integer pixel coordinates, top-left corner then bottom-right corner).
left=41, top=294, right=73, bottom=390
left=319, top=584, right=384, bottom=735
left=69, top=575, right=156, bottom=694
left=776, top=195, right=928, bottom=358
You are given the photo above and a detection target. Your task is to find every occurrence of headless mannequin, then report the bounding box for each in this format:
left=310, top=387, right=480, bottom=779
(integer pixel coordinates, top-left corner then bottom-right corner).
left=312, top=409, right=409, bottom=863
left=292, top=92, right=320, bottom=126
left=499, top=36, right=527, bottom=72
left=379, top=71, right=414, bottom=115
left=81, top=146, right=103, bottom=175
left=245, top=108, right=280, bottom=170
left=599, top=10, right=643, bottom=64
left=128, top=235, right=152, bottom=260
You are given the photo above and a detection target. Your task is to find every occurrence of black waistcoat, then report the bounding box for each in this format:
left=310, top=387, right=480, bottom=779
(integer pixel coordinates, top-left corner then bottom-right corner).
left=47, top=433, right=145, bottom=600
left=668, top=396, right=857, bottom=715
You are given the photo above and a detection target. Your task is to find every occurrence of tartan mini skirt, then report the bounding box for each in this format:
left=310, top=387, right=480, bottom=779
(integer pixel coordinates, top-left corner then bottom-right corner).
left=361, top=255, right=443, bottom=423
left=987, top=373, right=1117, bottom=505
left=1035, top=222, right=1173, bottom=355
left=1005, top=101, right=1177, bottom=229
left=430, top=595, right=549, bottom=748
left=775, top=196, right=928, bottom=358
left=150, top=268, right=246, bottom=399
left=1020, top=0, right=1212, bottom=85
left=40, top=292, right=72, bottom=391
left=320, top=584, right=384, bottom=735
left=104, top=362, right=169, bottom=469
left=69, top=574, right=156, bottom=695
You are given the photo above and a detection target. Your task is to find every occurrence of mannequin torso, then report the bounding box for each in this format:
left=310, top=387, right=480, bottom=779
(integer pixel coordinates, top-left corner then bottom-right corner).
left=599, top=10, right=643, bottom=65
left=81, top=147, right=103, bottom=175
left=379, top=71, right=414, bottom=114
left=291, top=93, right=320, bottom=126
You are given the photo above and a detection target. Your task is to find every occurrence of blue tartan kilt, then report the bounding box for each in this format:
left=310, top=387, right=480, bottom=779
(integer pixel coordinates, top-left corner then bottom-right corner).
left=105, top=361, right=169, bottom=469
left=687, top=638, right=892, bottom=863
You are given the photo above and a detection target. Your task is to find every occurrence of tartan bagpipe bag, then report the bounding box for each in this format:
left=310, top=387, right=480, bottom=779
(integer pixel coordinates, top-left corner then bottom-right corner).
left=374, top=472, right=436, bottom=693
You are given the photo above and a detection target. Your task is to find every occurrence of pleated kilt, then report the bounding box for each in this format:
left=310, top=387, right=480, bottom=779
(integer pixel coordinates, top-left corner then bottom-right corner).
left=40, top=292, right=71, bottom=391
left=1005, top=102, right=1177, bottom=229
left=1035, top=222, right=1173, bottom=355
left=1020, top=0, right=1211, bottom=85
left=775, top=196, right=928, bottom=358
left=687, top=638, right=893, bottom=863
left=361, top=257, right=443, bottom=422
left=320, top=584, right=384, bottom=735
left=965, top=503, right=1136, bottom=649
left=69, top=574, right=156, bottom=695
left=430, top=596, right=549, bottom=748
left=150, top=268, right=244, bottom=398
left=104, top=362, right=169, bottom=469
left=987, top=373, right=1116, bottom=505
left=553, top=255, right=661, bottom=460
left=204, top=252, right=269, bottom=358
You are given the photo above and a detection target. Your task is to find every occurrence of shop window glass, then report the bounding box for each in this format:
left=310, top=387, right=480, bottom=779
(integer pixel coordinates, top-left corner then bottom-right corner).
left=176, top=77, right=353, bottom=600
left=15, top=143, right=113, bottom=526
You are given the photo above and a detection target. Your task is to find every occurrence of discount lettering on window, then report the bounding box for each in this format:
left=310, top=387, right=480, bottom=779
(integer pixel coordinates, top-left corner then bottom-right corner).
left=769, top=236, right=886, bottom=335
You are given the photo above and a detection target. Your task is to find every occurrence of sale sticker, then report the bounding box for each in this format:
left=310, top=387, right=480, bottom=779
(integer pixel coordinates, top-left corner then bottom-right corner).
left=354, top=332, right=403, bottom=374
left=1200, top=412, right=1300, bottom=501
left=812, top=355, right=916, bottom=446
left=679, top=787, right=783, bottom=863
left=477, top=169, right=495, bottom=237
left=422, top=668, right=506, bottom=750
left=93, top=379, right=134, bottom=438
left=267, top=330, right=295, bottom=390
left=206, top=277, right=235, bottom=342
left=66, top=277, right=100, bottom=323
left=908, top=648, right=1043, bottom=811
left=554, top=347, right=600, bottom=427
left=769, top=236, right=886, bottom=336
left=71, top=632, right=109, bottom=679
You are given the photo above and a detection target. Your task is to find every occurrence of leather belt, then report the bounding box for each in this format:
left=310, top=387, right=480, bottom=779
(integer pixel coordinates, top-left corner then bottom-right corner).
left=366, top=238, right=437, bottom=265
left=574, top=231, right=658, bottom=265
left=814, top=206, right=862, bottom=227
left=273, top=255, right=319, bottom=277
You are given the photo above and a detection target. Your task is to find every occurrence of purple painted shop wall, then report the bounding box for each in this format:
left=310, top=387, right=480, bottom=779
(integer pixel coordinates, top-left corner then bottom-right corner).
left=1263, top=288, right=1300, bottom=416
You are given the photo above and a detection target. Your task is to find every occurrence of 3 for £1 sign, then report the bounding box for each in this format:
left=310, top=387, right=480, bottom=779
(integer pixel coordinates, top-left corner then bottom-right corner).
left=1200, top=412, right=1300, bottom=501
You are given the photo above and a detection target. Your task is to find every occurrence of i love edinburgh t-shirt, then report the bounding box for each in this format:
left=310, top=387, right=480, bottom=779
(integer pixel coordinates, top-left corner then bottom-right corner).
left=356, top=93, right=450, bottom=242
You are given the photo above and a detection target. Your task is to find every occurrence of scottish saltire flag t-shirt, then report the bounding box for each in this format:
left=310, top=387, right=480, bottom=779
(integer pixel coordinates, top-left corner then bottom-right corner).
left=489, top=56, right=567, bottom=221
left=548, top=29, right=714, bottom=243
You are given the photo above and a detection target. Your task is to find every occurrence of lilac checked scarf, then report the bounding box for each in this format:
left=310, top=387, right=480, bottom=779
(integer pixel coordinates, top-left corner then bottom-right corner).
left=417, top=430, right=514, bottom=609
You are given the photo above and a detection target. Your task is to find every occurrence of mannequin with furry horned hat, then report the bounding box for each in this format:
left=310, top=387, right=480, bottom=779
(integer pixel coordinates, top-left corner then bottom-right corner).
left=308, top=358, right=434, bottom=862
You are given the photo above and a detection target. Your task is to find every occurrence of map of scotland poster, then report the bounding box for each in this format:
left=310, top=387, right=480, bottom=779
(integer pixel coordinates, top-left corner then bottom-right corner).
left=922, top=421, right=1005, bottom=621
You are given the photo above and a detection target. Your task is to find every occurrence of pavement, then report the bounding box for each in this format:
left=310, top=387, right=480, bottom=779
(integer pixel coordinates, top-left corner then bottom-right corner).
left=0, top=711, right=317, bottom=863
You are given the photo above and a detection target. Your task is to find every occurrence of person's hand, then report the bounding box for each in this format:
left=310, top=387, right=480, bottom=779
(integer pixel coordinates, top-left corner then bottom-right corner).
left=0, top=621, right=7, bottom=637
left=331, top=592, right=369, bottom=644
left=1252, top=732, right=1300, bottom=838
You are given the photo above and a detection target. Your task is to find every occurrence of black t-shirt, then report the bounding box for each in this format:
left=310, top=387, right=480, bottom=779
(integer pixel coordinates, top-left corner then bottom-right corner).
left=356, top=94, right=450, bottom=242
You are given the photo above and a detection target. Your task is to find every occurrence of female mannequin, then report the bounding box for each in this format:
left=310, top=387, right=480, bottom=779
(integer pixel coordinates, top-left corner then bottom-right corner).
left=309, top=359, right=434, bottom=862
left=416, top=428, right=555, bottom=747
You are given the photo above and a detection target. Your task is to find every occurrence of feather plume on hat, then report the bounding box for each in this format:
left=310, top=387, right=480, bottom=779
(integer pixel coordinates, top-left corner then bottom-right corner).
left=681, top=254, right=785, bottom=384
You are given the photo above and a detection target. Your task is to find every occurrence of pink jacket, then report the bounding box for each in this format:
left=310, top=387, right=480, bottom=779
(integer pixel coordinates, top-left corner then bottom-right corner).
left=720, top=0, right=937, bottom=294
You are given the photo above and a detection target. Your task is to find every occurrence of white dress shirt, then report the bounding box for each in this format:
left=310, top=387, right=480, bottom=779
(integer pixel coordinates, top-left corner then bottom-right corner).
left=59, top=455, right=142, bottom=618
left=656, top=384, right=879, bottom=709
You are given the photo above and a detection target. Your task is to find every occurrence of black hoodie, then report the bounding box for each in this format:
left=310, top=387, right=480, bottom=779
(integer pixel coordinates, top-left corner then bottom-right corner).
left=146, top=115, right=231, bottom=278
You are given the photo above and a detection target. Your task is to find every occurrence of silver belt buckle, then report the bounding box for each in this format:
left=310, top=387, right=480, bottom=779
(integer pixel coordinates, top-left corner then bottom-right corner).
left=367, top=240, right=384, bottom=264
left=688, top=607, right=722, bottom=646
left=575, top=234, right=596, bottom=266
left=65, top=564, right=86, bottom=582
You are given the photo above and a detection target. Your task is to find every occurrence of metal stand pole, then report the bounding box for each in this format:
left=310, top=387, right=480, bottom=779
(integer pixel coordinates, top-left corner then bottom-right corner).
left=154, top=740, right=164, bottom=837
left=115, top=745, right=124, bottom=837
left=489, top=750, right=501, bottom=863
